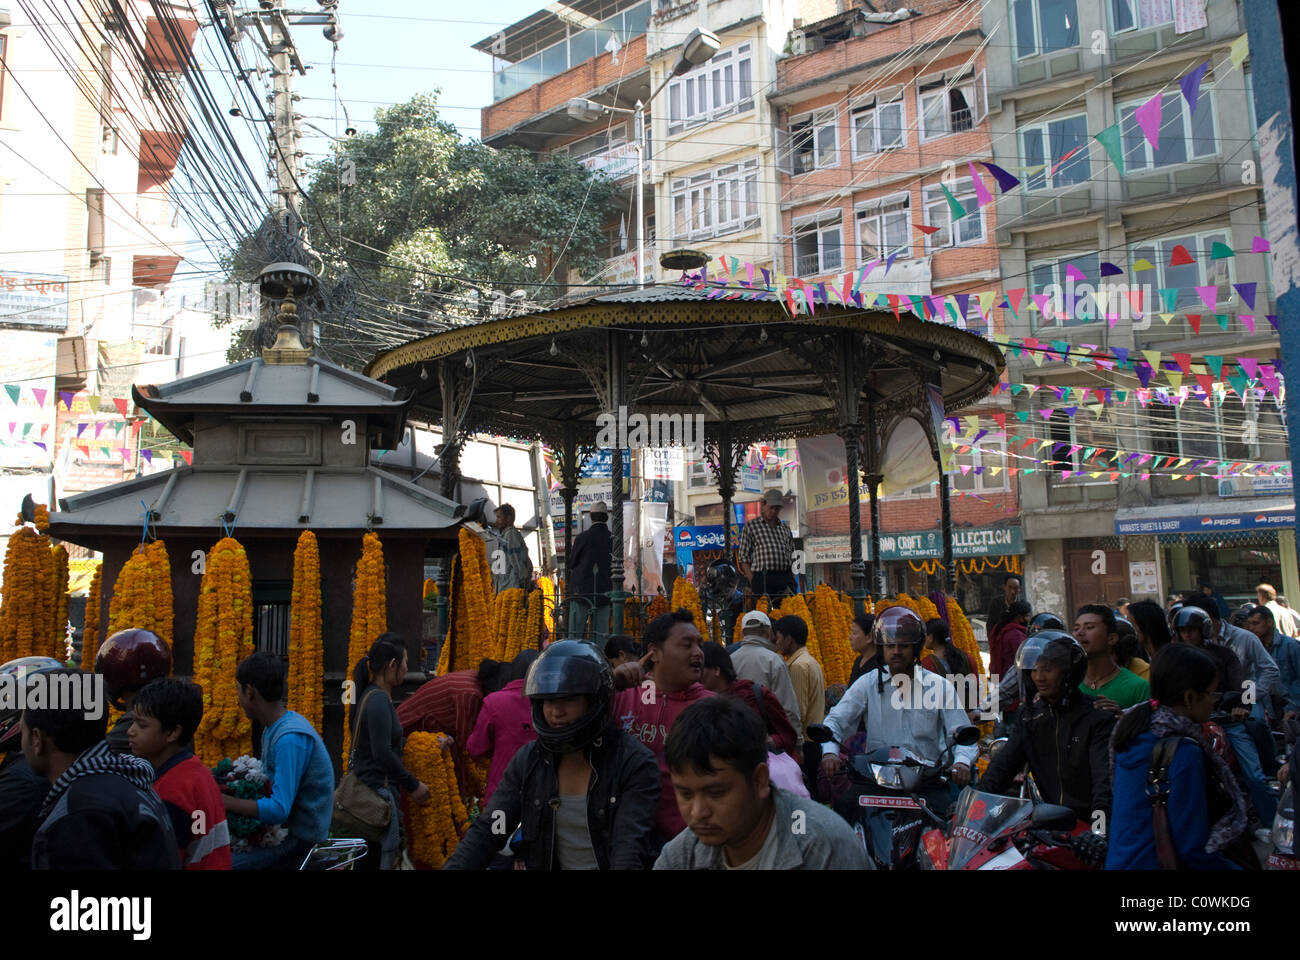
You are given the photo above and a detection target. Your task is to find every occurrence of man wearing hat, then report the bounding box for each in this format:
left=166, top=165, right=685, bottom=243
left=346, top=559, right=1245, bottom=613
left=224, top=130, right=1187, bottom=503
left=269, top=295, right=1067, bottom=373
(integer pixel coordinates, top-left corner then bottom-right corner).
left=728, top=610, right=802, bottom=746
left=569, top=501, right=613, bottom=645
left=738, top=489, right=796, bottom=602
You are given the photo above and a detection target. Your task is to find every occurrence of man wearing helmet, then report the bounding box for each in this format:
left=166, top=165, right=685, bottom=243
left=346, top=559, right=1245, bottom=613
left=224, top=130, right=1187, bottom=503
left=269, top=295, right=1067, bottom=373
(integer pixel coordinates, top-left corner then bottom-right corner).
left=817, top=606, right=978, bottom=816
left=980, top=635, right=1115, bottom=824
left=95, top=629, right=172, bottom=755
left=445, top=641, right=659, bottom=870
left=0, top=657, right=64, bottom=868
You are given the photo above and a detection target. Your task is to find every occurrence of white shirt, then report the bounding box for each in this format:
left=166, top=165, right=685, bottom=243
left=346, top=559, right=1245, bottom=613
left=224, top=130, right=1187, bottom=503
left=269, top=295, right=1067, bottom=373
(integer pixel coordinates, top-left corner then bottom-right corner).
left=1266, top=600, right=1300, bottom=638
left=819, top=665, right=978, bottom=769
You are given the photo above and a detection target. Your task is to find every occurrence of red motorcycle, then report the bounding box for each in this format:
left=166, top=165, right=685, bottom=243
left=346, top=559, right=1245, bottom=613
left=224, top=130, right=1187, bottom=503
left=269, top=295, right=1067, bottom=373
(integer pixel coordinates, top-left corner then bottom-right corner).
left=919, top=787, right=1104, bottom=870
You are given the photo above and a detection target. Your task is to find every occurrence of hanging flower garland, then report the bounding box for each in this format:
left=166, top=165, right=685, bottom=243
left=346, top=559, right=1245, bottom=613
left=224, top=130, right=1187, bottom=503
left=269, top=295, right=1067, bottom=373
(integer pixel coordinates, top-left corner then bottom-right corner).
left=670, top=578, right=706, bottom=636
left=81, top=564, right=103, bottom=669
left=50, top=544, right=69, bottom=660
left=33, top=529, right=55, bottom=654
left=437, top=554, right=463, bottom=676
left=288, top=531, right=323, bottom=732
left=343, top=531, right=387, bottom=767
left=525, top=589, right=543, bottom=652
left=107, top=544, right=161, bottom=640
left=146, top=540, right=173, bottom=648
left=946, top=598, right=984, bottom=677
left=646, top=594, right=669, bottom=624
left=0, top=524, right=44, bottom=661
left=538, top=575, right=556, bottom=640
left=193, top=537, right=254, bottom=766
left=401, top=732, right=470, bottom=869
left=773, top=593, right=824, bottom=676
left=453, top=528, right=494, bottom=672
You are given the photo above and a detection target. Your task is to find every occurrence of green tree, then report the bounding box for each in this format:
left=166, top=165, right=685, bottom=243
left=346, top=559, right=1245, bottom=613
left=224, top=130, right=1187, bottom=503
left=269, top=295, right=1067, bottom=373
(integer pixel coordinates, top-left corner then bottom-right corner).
left=226, top=93, right=619, bottom=368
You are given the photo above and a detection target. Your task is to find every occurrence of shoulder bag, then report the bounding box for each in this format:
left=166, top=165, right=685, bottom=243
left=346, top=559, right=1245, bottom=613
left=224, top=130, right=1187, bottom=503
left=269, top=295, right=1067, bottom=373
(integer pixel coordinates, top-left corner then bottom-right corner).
left=332, top=688, right=392, bottom=844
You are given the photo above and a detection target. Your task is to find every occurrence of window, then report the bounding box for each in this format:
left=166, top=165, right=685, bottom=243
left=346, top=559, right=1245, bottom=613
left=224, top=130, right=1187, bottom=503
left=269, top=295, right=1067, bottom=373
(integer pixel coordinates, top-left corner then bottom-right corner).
left=0, top=36, right=7, bottom=117
left=1119, top=91, right=1216, bottom=172
left=788, top=108, right=839, bottom=174
left=918, top=71, right=985, bottom=141
left=559, top=123, right=628, bottom=163
left=89, top=254, right=111, bottom=286
left=1013, top=0, right=1080, bottom=59
left=1127, top=229, right=1231, bottom=310
left=850, top=90, right=905, bottom=157
left=793, top=215, right=844, bottom=277
left=955, top=437, right=1009, bottom=493
left=667, top=42, right=753, bottom=134
left=1111, top=0, right=1172, bottom=32
left=922, top=177, right=984, bottom=249
left=855, top=193, right=911, bottom=263
left=1147, top=392, right=1283, bottom=462
left=1045, top=409, right=1080, bottom=472
left=1020, top=113, right=1091, bottom=190
left=1027, top=252, right=1101, bottom=327
left=689, top=460, right=711, bottom=488
left=669, top=158, right=760, bottom=242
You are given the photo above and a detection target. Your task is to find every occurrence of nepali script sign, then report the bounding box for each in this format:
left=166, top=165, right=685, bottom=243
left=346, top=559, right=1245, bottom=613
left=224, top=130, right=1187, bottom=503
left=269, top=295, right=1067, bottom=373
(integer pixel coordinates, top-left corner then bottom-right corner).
left=0, top=272, right=69, bottom=332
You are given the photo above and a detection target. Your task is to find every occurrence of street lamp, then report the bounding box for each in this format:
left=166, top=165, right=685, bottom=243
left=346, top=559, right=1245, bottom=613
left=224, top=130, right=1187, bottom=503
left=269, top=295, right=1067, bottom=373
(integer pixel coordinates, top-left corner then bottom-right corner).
left=566, top=27, right=721, bottom=290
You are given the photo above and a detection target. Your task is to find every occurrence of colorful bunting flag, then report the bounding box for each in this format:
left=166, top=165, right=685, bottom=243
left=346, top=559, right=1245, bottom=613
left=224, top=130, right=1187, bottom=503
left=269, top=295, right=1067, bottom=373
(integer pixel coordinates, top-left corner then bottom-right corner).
left=1170, top=244, right=1194, bottom=266
left=1094, top=122, right=1125, bottom=174
left=1134, top=92, right=1163, bottom=148
left=980, top=161, right=1021, bottom=192
left=1180, top=62, right=1209, bottom=115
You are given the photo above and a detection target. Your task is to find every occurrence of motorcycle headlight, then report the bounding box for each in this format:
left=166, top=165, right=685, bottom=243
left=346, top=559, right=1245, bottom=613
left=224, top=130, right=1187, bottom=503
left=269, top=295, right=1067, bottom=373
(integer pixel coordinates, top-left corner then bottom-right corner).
left=1273, top=812, right=1294, bottom=855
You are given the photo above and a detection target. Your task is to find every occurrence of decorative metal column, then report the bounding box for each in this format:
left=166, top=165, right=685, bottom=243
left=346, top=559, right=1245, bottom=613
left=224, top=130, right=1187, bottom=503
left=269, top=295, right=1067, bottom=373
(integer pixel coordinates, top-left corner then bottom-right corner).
left=838, top=331, right=869, bottom=615
left=608, top=331, right=627, bottom=635
left=554, top=425, right=584, bottom=638
left=939, top=472, right=957, bottom=598
left=706, top=424, right=743, bottom=635
left=431, top=358, right=463, bottom=671
left=864, top=403, right=885, bottom=598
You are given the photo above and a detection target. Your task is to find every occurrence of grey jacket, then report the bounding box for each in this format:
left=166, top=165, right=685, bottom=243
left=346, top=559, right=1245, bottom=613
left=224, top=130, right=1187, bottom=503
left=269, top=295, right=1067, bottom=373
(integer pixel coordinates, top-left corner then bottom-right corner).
left=1218, top=621, right=1280, bottom=699
left=653, top=787, right=871, bottom=870
left=729, top=640, right=803, bottom=746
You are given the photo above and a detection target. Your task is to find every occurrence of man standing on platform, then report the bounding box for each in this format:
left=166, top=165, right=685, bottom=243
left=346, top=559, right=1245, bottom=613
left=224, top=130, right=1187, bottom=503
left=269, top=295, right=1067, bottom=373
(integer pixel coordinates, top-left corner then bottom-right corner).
left=569, top=502, right=613, bottom=644
left=490, top=504, right=533, bottom=593
left=738, top=490, right=795, bottom=602
left=985, top=574, right=1021, bottom=637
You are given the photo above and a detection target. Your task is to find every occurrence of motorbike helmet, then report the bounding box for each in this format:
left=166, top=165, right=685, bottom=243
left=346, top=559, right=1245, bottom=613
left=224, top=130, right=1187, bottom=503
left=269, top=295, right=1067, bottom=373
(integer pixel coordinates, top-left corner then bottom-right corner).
left=525, top=640, right=614, bottom=753
left=1034, top=636, right=1088, bottom=703
left=0, top=656, right=65, bottom=749
left=1172, top=606, right=1214, bottom=642
left=872, top=606, right=925, bottom=687
left=95, top=628, right=171, bottom=708
left=1027, top=612, right=1065, bottom=636
left=1010, top=630, right=1076, bottom=709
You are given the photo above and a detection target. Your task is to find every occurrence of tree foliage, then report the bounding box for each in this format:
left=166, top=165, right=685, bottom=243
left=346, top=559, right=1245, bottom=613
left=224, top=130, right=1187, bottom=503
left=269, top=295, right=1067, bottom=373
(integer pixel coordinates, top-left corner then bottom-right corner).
left=226, top=93, right=619, bottom=368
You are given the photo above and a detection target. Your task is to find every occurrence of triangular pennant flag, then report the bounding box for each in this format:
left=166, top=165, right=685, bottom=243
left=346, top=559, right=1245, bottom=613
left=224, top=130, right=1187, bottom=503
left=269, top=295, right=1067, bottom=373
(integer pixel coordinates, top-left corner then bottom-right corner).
left=141, top=449, right=153, bottom=464
left=1132, top=258, right=1155, bottom=272
left=1233, top=282, right=1256, bottom=309
left=1135, top=92, right=1163, bottom=148
left=1136, top=363, right=1153, bottom=388
left=113, top=397, right=129, bottom=417
left=180, top=450, right=193, bottom=466
left=1253, top=236, right=1270, bottom=253
left=58, top=391, right=74, bottom=410
left=1180, top=62, right=1210, bottom=115
left=1239, top=357, right=1259, bottom=381
left=1141, top=350, right=1162, bottom=375
left=76, top=422, right=87, bottom=437
left=77, top=444, right=90, bottom=457
left=968, top=161, right=993, bottom=207
left=1195, top=373, right=1216, bottom=395
left=1173, top=352, right=1192, bottom=375
left=1170, top=245, right=1194, bottom=266
left=1065, top=263, right=1087, bottom=284
left=1230, top=33, right=1249, bottom=71
left=1240, top=314, right=1255, bottom=333
left=1214, top=313, right=1229, bottom=332
left=915, top=224, right=941, bottom=236
left=3, top=385, right=18, bottom=405
left=980, top=161, right=1021, bottom=192
left=1100, top=261, right=1124, bottom=277
left=939, top=181, right=969, bottom=221
left=1167, top=372, right=1184, bottom=389
left=1159, top=313, right=1176, bottom=324
left=1227, top=372, right=1249, bottom=399
left=1210, top=241, right=1234, bottom=260
left=1266, top=314, right=1278, bottom=331
left=1005, top=288, right=1025, bottom=315
left=1195, top=285, right=1218, bottom=310
left=118, top=447, right=131, bottom=462
left=1094, top=122, right=1125, bottom=174
left=31, top=388, right=47, bottom=407
left=1205, top=355, right=1224, bottom=380
left=1187, top=314, right=1201, bottom=334
left=1127, top=288, right=1144, bottom=315
left=953, top=293, right=970, bottom=320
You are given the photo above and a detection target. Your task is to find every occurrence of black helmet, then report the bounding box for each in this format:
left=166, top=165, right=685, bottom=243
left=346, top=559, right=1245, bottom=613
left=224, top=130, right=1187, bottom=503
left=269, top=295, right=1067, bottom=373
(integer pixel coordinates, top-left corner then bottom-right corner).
left=1173, top=606, right=1214, bottom=641
left=1014, top=629, right=1074, bottom=676
left=1114, top=616, right=1137, bottom=641
left=1028, top=612, right=1065, bottom=636
left=525, top=640, right=614, bottom=753
left=0, top=656, right=65, bottom=749
left=873, top=606, right=925, bottom=652
left=95, top=628, right=171, bottom=709
left=1035, top=636, right=1088, bottom=702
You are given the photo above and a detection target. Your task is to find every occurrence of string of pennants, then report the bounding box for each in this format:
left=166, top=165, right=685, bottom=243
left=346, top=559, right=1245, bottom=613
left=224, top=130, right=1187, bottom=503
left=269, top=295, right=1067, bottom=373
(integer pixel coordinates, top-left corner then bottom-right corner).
left=0, top=385, right=192, bottom=464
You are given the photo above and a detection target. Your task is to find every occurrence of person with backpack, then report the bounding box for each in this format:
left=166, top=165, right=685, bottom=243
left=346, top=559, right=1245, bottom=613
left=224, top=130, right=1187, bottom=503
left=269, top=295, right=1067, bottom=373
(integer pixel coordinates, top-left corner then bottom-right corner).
left=1107, top=644, right=1256, bottom=869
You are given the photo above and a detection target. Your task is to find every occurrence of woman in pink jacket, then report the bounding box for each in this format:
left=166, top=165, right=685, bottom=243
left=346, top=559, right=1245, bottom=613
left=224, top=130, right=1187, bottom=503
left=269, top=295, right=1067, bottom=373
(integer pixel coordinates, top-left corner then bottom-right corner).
left=467, top=650, right=541, bottom=801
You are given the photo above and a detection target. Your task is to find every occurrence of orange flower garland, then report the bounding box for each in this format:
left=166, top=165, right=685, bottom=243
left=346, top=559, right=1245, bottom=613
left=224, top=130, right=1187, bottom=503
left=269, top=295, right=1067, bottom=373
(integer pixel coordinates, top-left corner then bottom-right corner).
left=50, top=544, right=69, bottom=659
left=436, top=555, right=463, bottom=675
left=946, top=598, right=984, bottom=676
left=343, top=531, right=387, bottom=766
left=81, top=564, right=103, bottom=668
left=401, top=732, right=470, bottom=868
left=288, top=531, right=323, bottom=731
left=538, top=575, right=555, bottom=639
left=192, top=537, right=254, bottom=765
left=774, top=593, right=823, bottom=673
left=0, top=525, right=45, bottom=660
left=525, top=588, right=543, bottom=652
left=670, top=578, right=706, bottom=635
left=146, top=541, right=173, bottom=648
left=106, top=540, right=173, bottom=645
left=646, top=594, right=668, bottom=621
left=452, top=528, right=494, bottom=672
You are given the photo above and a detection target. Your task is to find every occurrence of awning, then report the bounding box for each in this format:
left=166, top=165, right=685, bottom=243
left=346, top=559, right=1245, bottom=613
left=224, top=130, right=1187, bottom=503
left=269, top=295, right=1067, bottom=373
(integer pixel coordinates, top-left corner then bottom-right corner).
left=137, top=131, right=185, bottom=193
left=133, top=254, right=182, bottom=289
left=1115, top=498, right=1295, bottom=536
left=144, top=16, right=200, bottom=73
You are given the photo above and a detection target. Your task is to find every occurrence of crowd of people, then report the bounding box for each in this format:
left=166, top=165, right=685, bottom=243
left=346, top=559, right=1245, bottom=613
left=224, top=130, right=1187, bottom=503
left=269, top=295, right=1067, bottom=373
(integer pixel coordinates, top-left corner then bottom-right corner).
left=1, top=567, right=1295, bottom=871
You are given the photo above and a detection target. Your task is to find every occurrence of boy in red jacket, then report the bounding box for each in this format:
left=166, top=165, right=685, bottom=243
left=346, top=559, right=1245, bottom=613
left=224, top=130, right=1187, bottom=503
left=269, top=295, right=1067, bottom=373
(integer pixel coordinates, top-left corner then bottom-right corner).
left=130, top=678, right=231, bottom=870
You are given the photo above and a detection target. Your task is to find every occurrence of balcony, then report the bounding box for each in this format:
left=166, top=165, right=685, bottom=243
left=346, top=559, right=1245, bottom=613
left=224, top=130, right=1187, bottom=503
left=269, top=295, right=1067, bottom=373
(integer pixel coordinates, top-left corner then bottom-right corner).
left=575, top=140, right=644, bottom=181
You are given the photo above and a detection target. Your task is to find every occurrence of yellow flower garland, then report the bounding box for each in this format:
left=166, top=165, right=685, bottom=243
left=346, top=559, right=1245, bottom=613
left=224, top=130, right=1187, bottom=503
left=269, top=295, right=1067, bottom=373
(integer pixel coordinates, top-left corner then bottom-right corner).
left=51, top=544, right=69, bottom=659
left=343, top=531, right=387, bottom=766
left=81, top=564, right=103, bottom=669
left=288, top=531, right=323, bottom=731
left=192, top=538, right=254, bottom=765
left=670, top=578, right=706, bottom=637
left=401, top=732, right=471, bottom=869
left=538, top=575, right=555, bottom=639
left=145, top=541, right=173, bottom=648
left=106, top=540, right=174, bottom=645
left=0, top=525, right=42, bottom=660
left=452, top=528, right=494, bottom=672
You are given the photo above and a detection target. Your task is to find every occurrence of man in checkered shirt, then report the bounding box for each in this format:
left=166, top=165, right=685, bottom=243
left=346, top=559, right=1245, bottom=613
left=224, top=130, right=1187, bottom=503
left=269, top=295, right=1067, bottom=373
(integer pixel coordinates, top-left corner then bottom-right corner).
left=738, top=489, right=796, bottom=601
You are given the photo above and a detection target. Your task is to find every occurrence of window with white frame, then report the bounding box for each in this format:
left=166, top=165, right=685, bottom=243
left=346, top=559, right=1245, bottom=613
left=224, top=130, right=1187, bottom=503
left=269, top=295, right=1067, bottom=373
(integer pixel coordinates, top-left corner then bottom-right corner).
left=1045, top=408, right=1081, bottom=472
left=954, top=436, right=1009, bottom=493
left=918, top=70, right=986, bottom=141
left=1027, top=251, right=1102, bottom=327
left=1119, top=91, right=1216, bottom=172
left=1110, top=0, right=1173, bottom=32
left=667, top=42, right=754, bottom=134
left=1127, top=228, right=1232, bottom=310
left=1012, top=0, right=1080, bottom=59
left=850, top=90, right=905, bottom=158
left=787, top=108, right=839, bottom=174
left=689, top=459, right=711, bottom=488
left=1147, top=391, right=1283, bottom=463
left=670, top=158, right=760, bottom=242
left=922, top=177, right=984, bottom=249
left=557, top=123, right=628, bottom=163
left=855, top=193, right=911, bottom=263
left=793, top=214, right=844, bottom=277
left=1019, top=113, right=1091, bottom=190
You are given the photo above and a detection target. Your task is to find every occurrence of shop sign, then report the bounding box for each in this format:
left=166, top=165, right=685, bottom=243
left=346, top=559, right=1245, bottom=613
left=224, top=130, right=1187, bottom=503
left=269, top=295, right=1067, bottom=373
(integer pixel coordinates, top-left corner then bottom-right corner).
left=804, top=525, right=1025, bottom=562
left=1129, top=561, right=1158, bottom=596
left=1116, top=508, right=1295, bottom=535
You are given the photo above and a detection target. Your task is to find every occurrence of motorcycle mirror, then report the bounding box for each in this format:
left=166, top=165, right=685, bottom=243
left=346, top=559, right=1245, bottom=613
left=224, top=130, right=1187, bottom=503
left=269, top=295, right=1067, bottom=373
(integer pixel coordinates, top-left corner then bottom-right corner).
left=987, top=737, right=1009, bottom=759
left=806, top=723, right=834, bottom=744
left=1029, top=803, right=1077, bottom=831
left=953, top=724, right=980, bottom=747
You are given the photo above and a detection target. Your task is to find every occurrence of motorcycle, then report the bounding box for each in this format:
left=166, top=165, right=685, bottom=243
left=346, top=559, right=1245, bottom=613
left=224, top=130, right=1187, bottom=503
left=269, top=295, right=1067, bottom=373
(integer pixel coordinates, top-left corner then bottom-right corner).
left=807, top=721, right=979, bottom=870
left=918, top=786, right=1103, bottom=870
left=1266, top=782, right=1296, bottom=871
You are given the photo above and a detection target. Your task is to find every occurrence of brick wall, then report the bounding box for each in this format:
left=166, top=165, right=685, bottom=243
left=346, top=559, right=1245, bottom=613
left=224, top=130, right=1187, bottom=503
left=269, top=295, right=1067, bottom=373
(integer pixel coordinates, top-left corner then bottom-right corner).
left=481, top=35, right=648, bottom=141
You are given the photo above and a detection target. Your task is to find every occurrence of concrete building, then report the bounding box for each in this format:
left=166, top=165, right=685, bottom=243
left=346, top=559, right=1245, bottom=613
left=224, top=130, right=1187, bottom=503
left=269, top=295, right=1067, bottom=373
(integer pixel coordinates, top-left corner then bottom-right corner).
left=982, top=0, right=1292, bottom=614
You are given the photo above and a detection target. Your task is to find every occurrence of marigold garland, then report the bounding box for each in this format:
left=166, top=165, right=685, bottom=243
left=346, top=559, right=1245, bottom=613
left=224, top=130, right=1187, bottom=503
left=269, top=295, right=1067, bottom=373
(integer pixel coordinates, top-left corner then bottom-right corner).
left=50, top=544, right=69, bottom=659
left=525, top=589, right=543, bottom=653
left=538, top=575, right=556, bottom=639
left=1, top=524, right=51, bottom=661
left=401, top=732, right=470, bottom=869
left=646, top=594, right=668, bottom=622
left=106, top=540, right=173, bottom=646
left=448, top=528, right=494, bottom=673
left=288, top=531, right=323, bottom=731
left=81, top=564, right=103, bottom=669
left=146, top=541, right=173, bottom=648
left=343, top=531, right=387, bottom=767
left=192, top=538, right=254, bottom=765
left=946, top=598, right=984, bottom=676
left=670, top=578, right=706, bottom=636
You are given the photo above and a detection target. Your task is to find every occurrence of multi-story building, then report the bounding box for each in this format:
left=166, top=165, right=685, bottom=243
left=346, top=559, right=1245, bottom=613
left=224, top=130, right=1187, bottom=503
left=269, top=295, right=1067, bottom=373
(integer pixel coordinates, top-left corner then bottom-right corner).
left=771, top=1, right=1021, bottom=614
left=0, top=1, right=199, bottom=585
left=983, top=0, right=1291, bottom=613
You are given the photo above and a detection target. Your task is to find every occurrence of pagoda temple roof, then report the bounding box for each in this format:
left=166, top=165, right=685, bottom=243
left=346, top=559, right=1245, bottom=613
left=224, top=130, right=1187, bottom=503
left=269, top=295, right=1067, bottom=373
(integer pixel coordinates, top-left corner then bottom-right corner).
left=132, top=355, right=411, bottom=446
left=49, top=464, right=464, bottom=545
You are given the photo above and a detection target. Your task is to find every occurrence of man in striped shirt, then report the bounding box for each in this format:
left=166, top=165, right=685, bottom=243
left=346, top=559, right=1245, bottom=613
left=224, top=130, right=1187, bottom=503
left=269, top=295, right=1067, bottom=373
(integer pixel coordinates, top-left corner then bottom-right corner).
left=738, top=489, right=796, bottom=602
